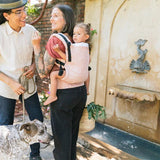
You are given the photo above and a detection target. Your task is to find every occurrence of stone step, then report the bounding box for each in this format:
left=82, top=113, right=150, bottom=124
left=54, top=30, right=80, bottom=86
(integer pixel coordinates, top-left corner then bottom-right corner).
left=77, top=133, right=139, bottom=160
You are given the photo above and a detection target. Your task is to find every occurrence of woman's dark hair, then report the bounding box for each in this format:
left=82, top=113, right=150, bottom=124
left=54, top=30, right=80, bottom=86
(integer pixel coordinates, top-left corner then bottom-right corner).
left=0, top=9, right=11, bottom=25
left=53, top=4, right=75, bottom=37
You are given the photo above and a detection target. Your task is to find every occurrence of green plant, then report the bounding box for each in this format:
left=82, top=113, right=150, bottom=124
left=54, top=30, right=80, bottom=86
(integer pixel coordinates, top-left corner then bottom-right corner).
left=39, top=91, right=49, bottom=107
left=26, top=3, right=40, bottom=17
left=87, top=102, right=106, bottom=120
left=90, top=28, right=97, bottom=38
left=39, top=91, right=50, bottom=119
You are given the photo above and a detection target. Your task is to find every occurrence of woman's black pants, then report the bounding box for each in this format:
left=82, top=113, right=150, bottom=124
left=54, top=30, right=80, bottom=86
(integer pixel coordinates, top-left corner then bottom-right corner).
left=50, top=85, right=87, bottom=160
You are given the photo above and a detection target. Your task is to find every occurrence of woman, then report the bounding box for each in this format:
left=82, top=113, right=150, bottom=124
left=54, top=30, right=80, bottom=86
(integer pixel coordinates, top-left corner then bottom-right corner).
left=32, top=4, right=87, bottom=160
left=0, top=1, right=43, bottom=160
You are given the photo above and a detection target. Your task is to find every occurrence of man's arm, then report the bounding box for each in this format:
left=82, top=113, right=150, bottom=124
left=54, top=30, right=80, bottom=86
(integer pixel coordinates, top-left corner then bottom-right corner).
left=0, top=71, right=25, bottom=95
left=23, top=52, right=36, bottom=79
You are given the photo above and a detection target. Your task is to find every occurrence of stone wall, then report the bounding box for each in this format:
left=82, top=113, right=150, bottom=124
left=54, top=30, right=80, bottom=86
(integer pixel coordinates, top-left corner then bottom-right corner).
left=85, top=0, right=160, bottom=144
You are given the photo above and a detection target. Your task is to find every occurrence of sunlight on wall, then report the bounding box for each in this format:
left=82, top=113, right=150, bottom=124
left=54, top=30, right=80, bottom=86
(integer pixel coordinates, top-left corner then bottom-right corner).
left=30, top=0, right=52, bottom=5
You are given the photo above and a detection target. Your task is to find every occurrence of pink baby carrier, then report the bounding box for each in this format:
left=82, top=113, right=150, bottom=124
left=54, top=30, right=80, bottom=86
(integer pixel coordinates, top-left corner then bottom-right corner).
left=53, top=33, right=89, bottom=83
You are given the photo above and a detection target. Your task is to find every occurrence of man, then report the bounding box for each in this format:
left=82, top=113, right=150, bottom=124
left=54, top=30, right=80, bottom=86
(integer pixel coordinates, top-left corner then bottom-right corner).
left=0, top=0, right=43, bottom=160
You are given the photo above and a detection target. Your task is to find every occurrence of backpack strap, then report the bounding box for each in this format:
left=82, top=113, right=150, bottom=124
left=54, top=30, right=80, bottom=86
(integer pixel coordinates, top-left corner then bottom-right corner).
left=51, top=33, right=71, bottom=76
left=58, top=33, right=72, bottom=62
left=55, top=59, right=65, bottom=66
left=55, top=59, right=65, bottom=76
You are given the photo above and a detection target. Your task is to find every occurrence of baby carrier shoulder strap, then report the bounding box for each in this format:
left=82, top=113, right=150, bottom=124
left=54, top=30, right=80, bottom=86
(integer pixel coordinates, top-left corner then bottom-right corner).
left=55, top=33, right=71, bottom=76
left=58, top=33, right=71, bottom=62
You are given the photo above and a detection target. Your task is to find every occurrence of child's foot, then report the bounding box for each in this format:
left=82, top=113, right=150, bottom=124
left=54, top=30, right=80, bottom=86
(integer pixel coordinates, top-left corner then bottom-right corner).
left=44, top=96, right=58, bottom=105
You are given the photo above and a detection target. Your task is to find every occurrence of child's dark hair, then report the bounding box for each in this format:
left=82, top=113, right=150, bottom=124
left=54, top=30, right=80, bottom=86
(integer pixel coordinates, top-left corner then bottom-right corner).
left=75, top=23, right=92, bottom=52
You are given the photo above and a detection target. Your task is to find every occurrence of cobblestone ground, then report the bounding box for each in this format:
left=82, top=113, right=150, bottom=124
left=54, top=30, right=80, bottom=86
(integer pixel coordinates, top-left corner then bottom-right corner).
left=14, top=115, right=120, bottom=160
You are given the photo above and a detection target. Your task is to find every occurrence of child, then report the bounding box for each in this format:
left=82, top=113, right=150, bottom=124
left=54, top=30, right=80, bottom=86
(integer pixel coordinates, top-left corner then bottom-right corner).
left=44, top=23, right=91, bottom=105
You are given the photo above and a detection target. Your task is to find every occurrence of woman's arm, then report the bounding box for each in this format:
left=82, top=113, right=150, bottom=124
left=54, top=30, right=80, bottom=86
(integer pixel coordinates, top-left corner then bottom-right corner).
left=32, top=31, right=56, bottom=79
left=34, top=49, right=56, bottom=79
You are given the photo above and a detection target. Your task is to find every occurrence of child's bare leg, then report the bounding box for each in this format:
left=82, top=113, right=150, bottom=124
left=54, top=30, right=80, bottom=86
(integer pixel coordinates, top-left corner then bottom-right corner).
left=44, top=71, right=58, bottom=105
left=44, top=71, right=65, bottom=105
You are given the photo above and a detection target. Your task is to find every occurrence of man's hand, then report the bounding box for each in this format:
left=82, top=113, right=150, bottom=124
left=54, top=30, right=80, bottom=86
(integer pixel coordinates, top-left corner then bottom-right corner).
left=9, top=80, right=25, bottom=95
left=23, top=64, right=35, bottom=79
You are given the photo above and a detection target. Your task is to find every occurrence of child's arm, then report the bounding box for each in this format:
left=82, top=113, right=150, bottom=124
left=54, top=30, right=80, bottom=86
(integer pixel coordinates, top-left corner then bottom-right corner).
left=53, top=44, right=66, bottom=60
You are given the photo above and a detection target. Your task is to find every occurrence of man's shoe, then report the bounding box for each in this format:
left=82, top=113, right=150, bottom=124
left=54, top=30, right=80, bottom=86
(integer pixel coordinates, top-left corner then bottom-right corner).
left=29, top=155, right=42, bottom=160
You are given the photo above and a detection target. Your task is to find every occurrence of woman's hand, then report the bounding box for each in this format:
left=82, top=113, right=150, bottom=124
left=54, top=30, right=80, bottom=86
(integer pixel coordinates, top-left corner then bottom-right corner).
left=23, top=63, right=35, bottom=79
left=32, top=31, right=41, bottom=53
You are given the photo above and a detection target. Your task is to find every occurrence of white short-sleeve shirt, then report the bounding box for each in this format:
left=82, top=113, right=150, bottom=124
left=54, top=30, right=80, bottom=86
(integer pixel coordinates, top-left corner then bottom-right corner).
left=0, top=22, right=37, bottom=99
